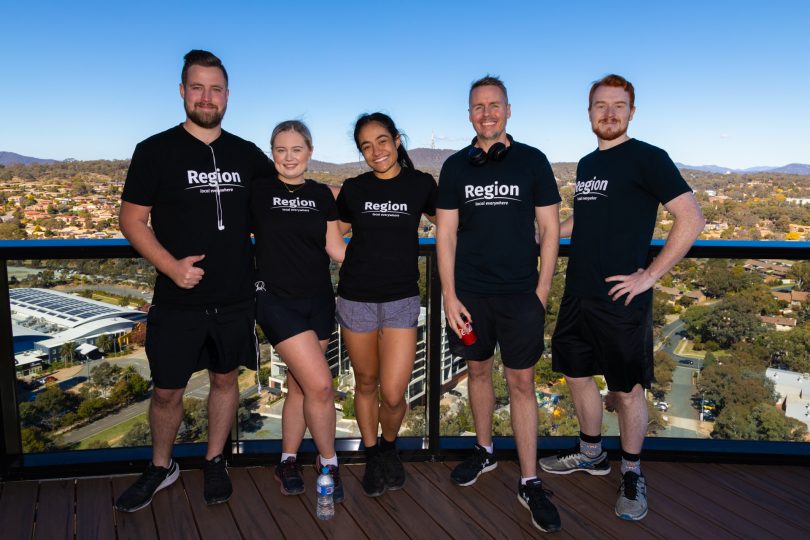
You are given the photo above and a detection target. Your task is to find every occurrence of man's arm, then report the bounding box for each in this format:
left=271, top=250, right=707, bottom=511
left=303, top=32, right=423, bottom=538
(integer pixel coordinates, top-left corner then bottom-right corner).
left=436, top=208, right=470, bottom=338
left=119, top=201, right=205, bottom=289
left=535, top=204, right=560, bottom=307
left=606, top=192, right=705, bottom=304
left=559, top=215, right=574, bottom=238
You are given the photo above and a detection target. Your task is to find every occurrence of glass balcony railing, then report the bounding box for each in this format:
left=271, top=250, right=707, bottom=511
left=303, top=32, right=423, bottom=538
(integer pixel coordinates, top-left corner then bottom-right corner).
left=1, top=238, right=809, bottom=474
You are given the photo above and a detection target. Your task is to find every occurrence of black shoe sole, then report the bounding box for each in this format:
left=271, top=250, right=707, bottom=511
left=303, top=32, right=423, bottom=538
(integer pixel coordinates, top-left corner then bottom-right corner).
left=204, top=493, right=232, bottom=505
left=274, top=470, right=305, bottom=496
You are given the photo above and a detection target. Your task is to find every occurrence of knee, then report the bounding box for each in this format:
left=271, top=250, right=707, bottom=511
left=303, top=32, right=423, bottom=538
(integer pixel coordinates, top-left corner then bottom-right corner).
left=467, top=363, right=492, bottom=381
left=507, top=374, right=534, bottom=397
left=380, top=391, right=404, bottom=411
left=152, top=388, right=183, bottom=408
left=310, top=380, right=335, bottom=404
left=614, top=385, right=644, bottom=405
left=354, top=373, right=379, bottom=395
left=210, top=370, right=238, bottom=391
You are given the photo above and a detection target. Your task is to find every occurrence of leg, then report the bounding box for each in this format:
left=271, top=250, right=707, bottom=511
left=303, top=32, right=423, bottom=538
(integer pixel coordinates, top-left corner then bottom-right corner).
left=377, top=327, right=416, bottom=441
left=342, top=327, right=380, bottom=447
left=150, top=387, right=185, bottom=467
left=504, top=366, right=538, bottom=478
left=206, top=368, right=239, bottom=460
left=275, top=332, right=336, bottom=458
left=614, top=384, right=647, bottom=454
left=564, top=375, right=603, bottom=436
left=281, top=371, right=306, bottom=455
left=467, top=357, right=495, bottom=446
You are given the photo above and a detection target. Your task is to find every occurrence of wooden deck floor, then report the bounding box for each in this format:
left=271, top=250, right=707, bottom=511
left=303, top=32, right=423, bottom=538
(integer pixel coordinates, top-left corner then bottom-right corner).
left=1, top=460, right=809, bottom=539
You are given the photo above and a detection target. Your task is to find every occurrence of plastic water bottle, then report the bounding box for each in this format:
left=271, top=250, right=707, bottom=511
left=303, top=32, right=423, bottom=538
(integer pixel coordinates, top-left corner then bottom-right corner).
left=316, top=466, right=335, bottom=520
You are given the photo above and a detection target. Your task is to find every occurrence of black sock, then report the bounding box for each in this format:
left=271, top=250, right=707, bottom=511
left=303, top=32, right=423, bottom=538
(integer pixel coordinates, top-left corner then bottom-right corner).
left=579, top=431, right=601, bottom=443
left=365, top=444, right=379, bottom=460
left=379, top=436, right=397, bottom=452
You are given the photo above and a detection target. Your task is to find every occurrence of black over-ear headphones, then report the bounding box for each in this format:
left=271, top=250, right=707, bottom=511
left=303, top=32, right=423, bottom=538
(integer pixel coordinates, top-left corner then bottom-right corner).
left=467, top=134, right=513, bottom=166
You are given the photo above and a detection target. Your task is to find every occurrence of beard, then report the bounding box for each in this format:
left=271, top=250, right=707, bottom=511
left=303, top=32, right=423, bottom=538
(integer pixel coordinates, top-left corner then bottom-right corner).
left=592, top=120, right=627, bottom=141
left=185, top=101, right=226, bottom=129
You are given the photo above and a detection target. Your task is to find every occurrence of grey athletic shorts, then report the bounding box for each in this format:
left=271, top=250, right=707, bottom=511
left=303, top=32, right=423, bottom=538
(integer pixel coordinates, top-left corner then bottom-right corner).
left=335, top=295, right=420, bottom=333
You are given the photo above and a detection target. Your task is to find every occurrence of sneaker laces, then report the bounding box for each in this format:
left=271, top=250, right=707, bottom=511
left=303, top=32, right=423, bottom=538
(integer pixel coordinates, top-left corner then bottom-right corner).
left=278, top=458, right=301, bottom=481
left=205, top=457, right=229, bottom=483
left=621, top=472, right=639, bottom=500
left=556, top=446, right=583, bottom=460
left=133, top=463, right=169, bottom=491
left=463, top=445, right=490, bottom=467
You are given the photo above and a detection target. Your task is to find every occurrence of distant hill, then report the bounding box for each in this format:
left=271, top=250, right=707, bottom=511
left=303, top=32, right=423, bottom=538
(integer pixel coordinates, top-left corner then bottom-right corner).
left=676, top=162, right=810, bottom=175
left=0, top=151, right=59, bottom=166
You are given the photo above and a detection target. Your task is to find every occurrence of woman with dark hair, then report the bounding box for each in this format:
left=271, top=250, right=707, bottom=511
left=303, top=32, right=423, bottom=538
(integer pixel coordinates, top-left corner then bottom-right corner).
left=251, top=120, right=346, bottom=500
left=336, top=112, right=437, bottom=496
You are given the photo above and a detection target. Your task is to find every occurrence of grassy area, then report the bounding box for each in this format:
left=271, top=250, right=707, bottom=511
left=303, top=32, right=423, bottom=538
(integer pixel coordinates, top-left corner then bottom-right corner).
left=675, top=339, right=730, bottom=359
left=76, top=412, right=147, bottom=449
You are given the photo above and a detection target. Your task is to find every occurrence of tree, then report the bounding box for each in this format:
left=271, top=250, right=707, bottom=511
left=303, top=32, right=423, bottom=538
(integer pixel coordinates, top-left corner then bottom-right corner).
left=339, top=392, right=356, bottom=420
left=713, top=403, right=807, bottom=441
left=401, top=406, right=426, bottom=436
left=652, top=351, right=675, bottom=389
left=60, top=341, right=77, bottom=363
left=120, top=421, right=152, bottom=447
left=681, top=296, right=764, bottom=349
left=698, top=364, right=774, bottom=410
left=790, top=262, right=810, bottom=291
left=181, top=397, right=208, bottom=442
left=21, top=427, right=52, bottom=453
left=90, top=361, right=120, bottom=388
left=755, top=328, right=810, bottom=372
left=96, top=334, right=112, bottom=354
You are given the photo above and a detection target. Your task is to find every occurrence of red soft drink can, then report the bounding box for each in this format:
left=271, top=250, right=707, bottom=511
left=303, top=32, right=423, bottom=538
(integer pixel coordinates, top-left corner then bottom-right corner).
left=460, top=315, right=477, bottom=346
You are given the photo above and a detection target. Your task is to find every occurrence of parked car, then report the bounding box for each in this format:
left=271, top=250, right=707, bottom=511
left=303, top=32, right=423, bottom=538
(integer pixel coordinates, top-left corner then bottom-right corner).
left=678, top=359, right=694, bottom=365
left=656, top=403, right=669, bottom=411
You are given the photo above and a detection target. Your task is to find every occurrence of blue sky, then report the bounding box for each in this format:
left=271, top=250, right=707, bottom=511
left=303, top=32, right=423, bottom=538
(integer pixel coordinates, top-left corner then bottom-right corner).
left=1, top=0, right=808, bottom=168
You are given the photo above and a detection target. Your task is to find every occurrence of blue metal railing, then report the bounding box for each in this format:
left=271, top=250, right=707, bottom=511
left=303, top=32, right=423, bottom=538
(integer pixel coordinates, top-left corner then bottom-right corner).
left=2, top=239, right=809, bottom=476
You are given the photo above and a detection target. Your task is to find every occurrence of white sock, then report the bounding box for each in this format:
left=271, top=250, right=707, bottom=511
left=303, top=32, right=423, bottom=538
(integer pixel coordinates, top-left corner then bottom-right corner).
left=480, top=443, right=494, bottom=454
left=521, top=476, right=538, bottom=485
left=281, top=452, right=296, bottom=462
left=320, top=454, right=338, bottom=467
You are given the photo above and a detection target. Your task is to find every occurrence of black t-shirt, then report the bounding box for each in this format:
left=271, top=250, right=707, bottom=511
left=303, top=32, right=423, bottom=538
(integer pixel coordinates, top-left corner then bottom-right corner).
left=251, top=178, right=338, bottom=298
left=122, top=124, right=274, bottom=307
left=437, top=141, right=561, bottom=295
left=336, top=168, right=437, bottom=302
left=565, top=138, right=692, bottom=304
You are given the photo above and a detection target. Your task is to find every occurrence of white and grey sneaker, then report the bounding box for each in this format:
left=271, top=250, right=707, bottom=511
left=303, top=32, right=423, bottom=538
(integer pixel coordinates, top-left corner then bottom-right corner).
left=615, top=471, right=647, bottom=521
left=539, top=446, right=611, bottom=475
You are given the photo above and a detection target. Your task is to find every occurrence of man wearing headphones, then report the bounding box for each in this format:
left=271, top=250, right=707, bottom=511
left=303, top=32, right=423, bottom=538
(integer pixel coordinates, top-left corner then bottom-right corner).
left=436, top=75, right=562, bottom=533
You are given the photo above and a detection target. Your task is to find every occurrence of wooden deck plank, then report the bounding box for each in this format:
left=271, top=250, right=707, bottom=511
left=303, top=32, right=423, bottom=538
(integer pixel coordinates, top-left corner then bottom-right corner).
left=0, top=481, right=37, bottom=540
left=333, top=464, right=409, bottom=540
left=150, top=470, right=200, bottom=540
left=346, top=463, right=452, bottom=540
left=688, top=463, right=810, bottom=531
left=412, top=461, right=523, bottom=539
left=182, top=469, right=241, bottom=540
left=226, top=468, right=285, bottom=540
left=3, top=460, right=809, bottom=539
left=247, top=466, right=326, bottom=539
left=110, top=475, right=159, bottom=540
left=624, top=462, right=748, bottom=539
left=651, top=462, right=781, bottom=539
left=440, top=461, right=593, bottom=539
left=34, top=479, right=74, bottom=540
left=76, top=477, right=116, bottom=540
left=299, top=464, right=368, bottom=539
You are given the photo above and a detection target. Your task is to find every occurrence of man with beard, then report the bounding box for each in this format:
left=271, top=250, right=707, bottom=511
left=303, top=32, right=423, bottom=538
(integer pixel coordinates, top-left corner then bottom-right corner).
left=542, top=74, right=704, bottom=521
left=114, top=50, right=273, bottom=512
left=437, top=76, right=562, bottom=533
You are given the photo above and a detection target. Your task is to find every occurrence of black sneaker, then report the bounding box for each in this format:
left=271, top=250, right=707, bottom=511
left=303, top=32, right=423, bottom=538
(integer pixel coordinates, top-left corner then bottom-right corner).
left=518, top=478, right=562, bottom=533
left=315, top=457, right=344, bottom=503
left=275, top=456, right=305, bottom=495
left=450, top=443, right=497, bottom=486
left=114, top=460, right=179, bottom=512
left=380, top=447, right=406, bottom=490
left=362, top=453, right=386, bottom=497
left=203, top=454, right=232, bottom=505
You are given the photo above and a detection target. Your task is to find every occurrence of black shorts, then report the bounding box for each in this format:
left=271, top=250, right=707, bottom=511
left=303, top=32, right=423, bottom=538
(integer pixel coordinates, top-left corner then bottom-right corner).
left=551, top=295, right=653, bottom=393
left=256, top=291, right=336, bottom=346
left=145, top=299, right=256, bottom=389
left=448, top=291, right=546, bottom=370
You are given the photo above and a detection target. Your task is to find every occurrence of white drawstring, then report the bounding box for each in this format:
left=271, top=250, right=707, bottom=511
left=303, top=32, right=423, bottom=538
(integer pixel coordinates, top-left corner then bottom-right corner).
left=207, top=145, right=225, bottom=231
